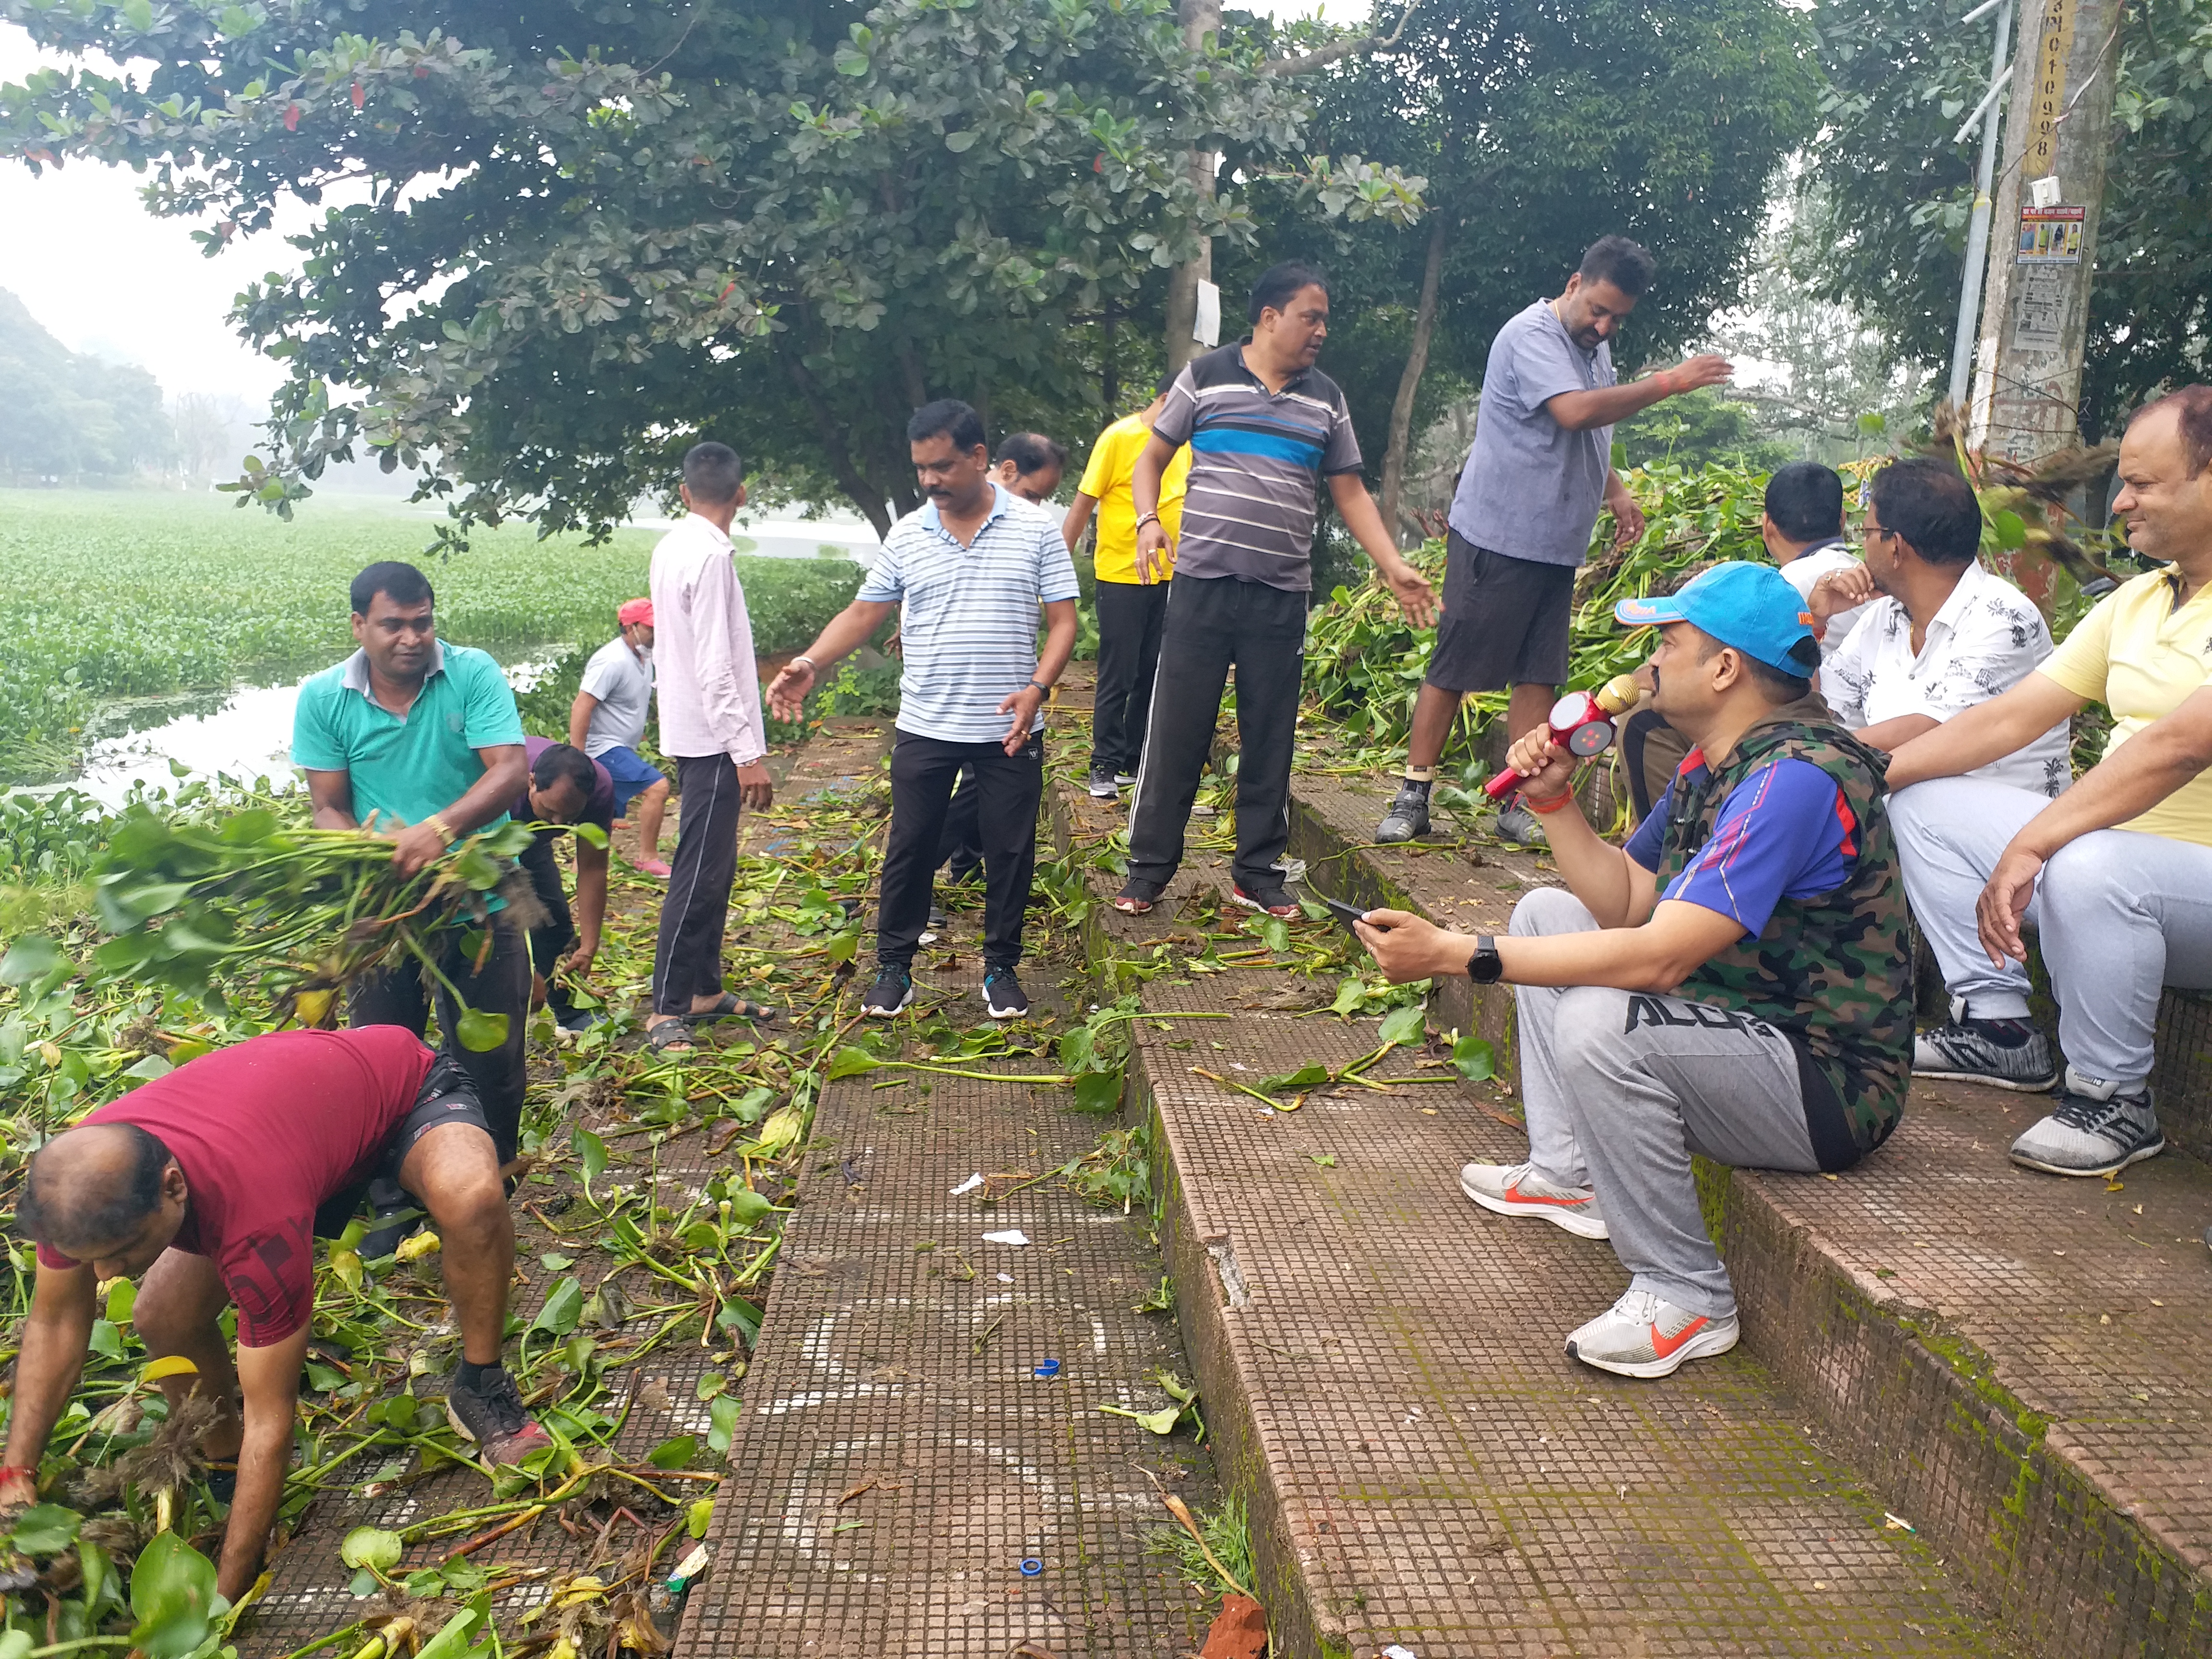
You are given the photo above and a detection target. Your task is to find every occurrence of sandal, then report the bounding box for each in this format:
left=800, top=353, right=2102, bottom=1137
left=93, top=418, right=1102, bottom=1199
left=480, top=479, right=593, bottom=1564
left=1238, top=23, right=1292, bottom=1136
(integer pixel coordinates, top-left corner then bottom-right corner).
left=685, top=993, right=780, bottom=1025
left=646, top=1020, right=696, bottom=1054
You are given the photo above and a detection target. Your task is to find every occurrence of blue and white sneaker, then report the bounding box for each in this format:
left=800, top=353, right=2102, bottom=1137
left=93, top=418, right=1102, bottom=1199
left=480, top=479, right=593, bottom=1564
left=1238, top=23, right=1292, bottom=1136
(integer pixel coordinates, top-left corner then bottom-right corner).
left=863, top=964, right=914, bottom=1018
left=983, top=968, right=1030, bottom=1020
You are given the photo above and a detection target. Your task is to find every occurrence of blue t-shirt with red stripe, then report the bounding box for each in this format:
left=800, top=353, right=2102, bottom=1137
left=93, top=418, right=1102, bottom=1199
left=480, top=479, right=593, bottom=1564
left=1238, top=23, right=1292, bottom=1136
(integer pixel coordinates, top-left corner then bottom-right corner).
left=1624, top=748, right=1857, bottom=937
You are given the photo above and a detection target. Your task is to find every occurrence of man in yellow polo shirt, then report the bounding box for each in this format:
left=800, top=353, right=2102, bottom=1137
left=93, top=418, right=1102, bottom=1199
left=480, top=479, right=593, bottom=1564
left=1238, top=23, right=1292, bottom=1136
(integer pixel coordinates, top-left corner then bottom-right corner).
left=1063, top=379, right=1191, bottom=801
left=1884, top=385, right=2212, bottom=1176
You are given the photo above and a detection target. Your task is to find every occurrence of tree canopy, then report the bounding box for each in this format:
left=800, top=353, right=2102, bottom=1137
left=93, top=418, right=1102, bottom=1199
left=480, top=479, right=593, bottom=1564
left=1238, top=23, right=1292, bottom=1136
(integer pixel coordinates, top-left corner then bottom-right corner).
left=0, top=0, right=1424, bottom=538
left=1804, top=0, right=2212, bottom=439
left=0, top=288, right=173, bottom=484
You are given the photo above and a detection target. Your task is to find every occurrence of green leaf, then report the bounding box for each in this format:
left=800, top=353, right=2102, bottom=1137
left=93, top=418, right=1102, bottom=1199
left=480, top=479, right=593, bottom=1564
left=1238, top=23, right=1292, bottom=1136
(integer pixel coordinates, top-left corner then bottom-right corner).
left=1991, top=509, right=2027, bottom=550
left=1261, top=917, right=1291, bottom=953
left=126, top=1531, right=223, bottom=1659
left=823, top=927, right=860, bottom=962
left=648, top=1435, right=697, bottom=1469
left=412, top=1599, right=489, bottom=1659
left=945, top=128, right=980, bottom=152
left=708, top=1392, right=741, bottom=1454
left=571, top=821, right=608, bottom=848
left=1099, top=1403, right=1183, bottom=1435
left=826, top=1045, right=880, bottom=1079
left=1378, top=1004, right=1427, bottom=1046
left=531, top=1275, right=584, bottom=1336
left=540, top=1251, right=575, bottom=1271
left=340, top=1526, right=403, bottom=1573
left=1330, top=976, right=1367, bottom=1015
left=454, top=1006, right=509, bottom=1052
left=0, top=1632, right=30, bottom=1659
left=106, top=1277, right=136, bottom=1323
left=572, top=1126, right=608, bottom=1188
left=1070, top=1067, right=1124, bottom=1114
left=217, top=809, right=278, bottom=844
left=0, top=934, right=63, bottom=985
left=832, top=42, right=870, bottom=74
left=687, top=1498, right=714, bottom=1539
left=1258, top=1062, right=1329, bottom=1094
left=10, top=1503, right=82, bottom=1555
left=1451, top=1035, right=1497, bottom=1082
left=725, top=1187, right=773, bottom=1227
left=125, top=1053, right=174, bottom=1082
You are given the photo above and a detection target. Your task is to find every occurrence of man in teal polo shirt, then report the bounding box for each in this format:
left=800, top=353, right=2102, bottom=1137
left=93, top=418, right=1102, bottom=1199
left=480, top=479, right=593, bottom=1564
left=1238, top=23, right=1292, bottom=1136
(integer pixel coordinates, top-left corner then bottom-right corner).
left=292, top=561, right=530, bottom=1258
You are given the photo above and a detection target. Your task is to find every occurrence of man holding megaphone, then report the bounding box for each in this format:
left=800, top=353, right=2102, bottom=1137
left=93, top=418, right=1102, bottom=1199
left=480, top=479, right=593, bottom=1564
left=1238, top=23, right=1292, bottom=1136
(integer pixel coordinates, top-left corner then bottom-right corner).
left=1356, top=564, right=1913, bottom=1379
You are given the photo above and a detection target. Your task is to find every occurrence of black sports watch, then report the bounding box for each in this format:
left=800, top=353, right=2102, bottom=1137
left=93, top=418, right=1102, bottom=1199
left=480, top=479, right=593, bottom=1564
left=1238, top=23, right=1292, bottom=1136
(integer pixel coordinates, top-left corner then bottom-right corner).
left=1466, top=935, right=1503, bottom=985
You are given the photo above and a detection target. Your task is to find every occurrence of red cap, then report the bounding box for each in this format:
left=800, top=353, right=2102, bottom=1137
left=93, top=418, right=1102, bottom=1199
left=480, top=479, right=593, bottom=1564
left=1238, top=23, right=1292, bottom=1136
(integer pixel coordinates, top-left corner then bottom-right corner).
left=617, top=598, right=654, bottom=626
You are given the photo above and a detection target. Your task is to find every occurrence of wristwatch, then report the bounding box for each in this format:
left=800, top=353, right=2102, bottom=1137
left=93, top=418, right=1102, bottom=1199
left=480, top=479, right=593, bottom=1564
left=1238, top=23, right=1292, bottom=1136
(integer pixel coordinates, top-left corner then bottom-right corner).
left=1027, top=680, right=1051, bottom=695
left=1466, top=935, right=1503, bottom=985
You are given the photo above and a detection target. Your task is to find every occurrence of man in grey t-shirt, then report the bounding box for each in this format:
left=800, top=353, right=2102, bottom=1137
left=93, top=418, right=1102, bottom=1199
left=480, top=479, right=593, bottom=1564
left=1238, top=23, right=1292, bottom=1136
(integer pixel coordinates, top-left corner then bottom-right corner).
left=1375, top=236, right=1731, bottom=846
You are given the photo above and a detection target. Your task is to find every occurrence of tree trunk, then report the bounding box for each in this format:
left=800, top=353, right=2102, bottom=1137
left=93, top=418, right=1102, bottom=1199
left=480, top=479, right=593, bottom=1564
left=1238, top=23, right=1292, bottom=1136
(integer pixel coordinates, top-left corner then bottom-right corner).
left=1380, top=212, right=1447, bottom=545
left=781, top=348, right=893, bottom=539
left=1164, top=0, right=1222, bottom=373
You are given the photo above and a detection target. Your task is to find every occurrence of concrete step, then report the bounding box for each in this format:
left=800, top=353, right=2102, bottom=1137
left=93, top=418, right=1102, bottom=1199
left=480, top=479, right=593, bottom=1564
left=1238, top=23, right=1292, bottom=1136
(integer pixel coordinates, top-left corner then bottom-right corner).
left=1288, top=772, right=2212, bottom=1658
left=1048, top=775, right=2013, bottom=1659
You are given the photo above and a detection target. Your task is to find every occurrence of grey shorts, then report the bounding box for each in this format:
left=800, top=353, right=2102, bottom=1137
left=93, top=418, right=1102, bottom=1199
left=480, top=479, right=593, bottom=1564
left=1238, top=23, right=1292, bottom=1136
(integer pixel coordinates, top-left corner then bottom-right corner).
left=1426, top=530, right=1579, bottom=693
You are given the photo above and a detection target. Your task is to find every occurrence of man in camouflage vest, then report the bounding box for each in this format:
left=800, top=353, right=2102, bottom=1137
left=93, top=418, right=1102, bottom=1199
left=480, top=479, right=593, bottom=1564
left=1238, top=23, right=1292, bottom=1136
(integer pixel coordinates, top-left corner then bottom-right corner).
left=1358, top=563, right=1913, bottom=1379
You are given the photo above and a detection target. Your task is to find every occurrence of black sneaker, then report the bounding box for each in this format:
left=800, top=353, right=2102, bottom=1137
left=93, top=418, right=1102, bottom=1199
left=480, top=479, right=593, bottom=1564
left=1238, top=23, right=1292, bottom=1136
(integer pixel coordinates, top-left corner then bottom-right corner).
left=1113, top=878, right=1166, bottom=915
left=983, top=967, right=1030, bottom=1020
left=1087, top=768, right=1119, bottom=800
left=1913, top=997, right=2057, bottom=1092
left=555, top=1007, right=601, bottom=1040
left=863, top=963, right=915, bottom=1017
left=918, top=904, right=948, bottom=946
left=1231, top=884, right=1301, bottom=920
left=1376, top=780, right=1431, bottom=843
left=359, top=1203, right=422, bottom=1262
left=2008, top=1067, right=2163, bottom=1177
left=445, top=1367, right=553, bottom=1466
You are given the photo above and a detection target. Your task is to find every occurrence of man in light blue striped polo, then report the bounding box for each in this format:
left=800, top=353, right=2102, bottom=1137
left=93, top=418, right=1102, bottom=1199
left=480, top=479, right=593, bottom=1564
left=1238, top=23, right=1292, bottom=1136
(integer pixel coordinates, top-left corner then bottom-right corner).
left=767, top=400, right=1080, bottom=1021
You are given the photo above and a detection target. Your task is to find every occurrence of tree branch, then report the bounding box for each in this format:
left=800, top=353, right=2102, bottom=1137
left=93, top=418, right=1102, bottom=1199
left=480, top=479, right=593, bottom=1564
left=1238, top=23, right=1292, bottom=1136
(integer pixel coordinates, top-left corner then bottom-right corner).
left=1261, top=0, right=1421, bottom=76
left=780, top=348, right=893, bottom=539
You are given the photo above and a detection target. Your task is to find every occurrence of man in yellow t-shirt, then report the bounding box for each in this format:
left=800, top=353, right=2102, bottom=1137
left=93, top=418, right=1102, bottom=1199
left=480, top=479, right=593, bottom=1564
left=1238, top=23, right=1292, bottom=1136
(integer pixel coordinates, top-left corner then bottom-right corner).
left=1883, top=386, right=2212, bottom=1178
left=1063, top=379, right=1192, bottom=800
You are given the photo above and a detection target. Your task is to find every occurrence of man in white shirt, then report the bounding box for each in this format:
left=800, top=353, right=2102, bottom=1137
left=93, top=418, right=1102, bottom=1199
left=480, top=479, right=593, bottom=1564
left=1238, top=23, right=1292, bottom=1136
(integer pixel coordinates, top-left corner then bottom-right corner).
left=1764, top=462, right=1869, bottom=659
left=1816, top=458, right=2069, bottom=795
left=1817, top=456, right=2071, bottom=1094
left=569, top=598, right=671, bottom=877
left=645, top=443, right=775, bottom=1054
left=768, top=400, right=1080, bottom=1022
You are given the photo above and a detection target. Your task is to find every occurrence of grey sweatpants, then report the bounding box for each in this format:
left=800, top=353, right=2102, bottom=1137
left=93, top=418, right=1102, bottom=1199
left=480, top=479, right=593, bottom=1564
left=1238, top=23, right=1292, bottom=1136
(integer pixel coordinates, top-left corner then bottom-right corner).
left=1511, top=888, right=1824, bottom=1317
left=1889, top=776, right=2212, bottom=1089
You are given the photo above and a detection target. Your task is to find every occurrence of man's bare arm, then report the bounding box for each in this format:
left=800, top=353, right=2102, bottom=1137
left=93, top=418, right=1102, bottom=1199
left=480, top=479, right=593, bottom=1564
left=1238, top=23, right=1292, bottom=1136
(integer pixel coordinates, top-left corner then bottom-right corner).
left=303, top=769, right=359, bottom=831
left=1356, top=900, right=1746, bottom=994
left=567, top=689, right=601, bottom=752
left=1543, top=355, right=1732, bottom=432
left=390, top=743, right=529, bottom=877
left=218, top=1327, right=312, bottom=1601
left=1061, top=493, right=1099, bottom=552
left=0, top=1263, right=97, bottom=1505
left=1854, top=713, right=1940, bottom=754
left=764, top=599, right=900, bottom=721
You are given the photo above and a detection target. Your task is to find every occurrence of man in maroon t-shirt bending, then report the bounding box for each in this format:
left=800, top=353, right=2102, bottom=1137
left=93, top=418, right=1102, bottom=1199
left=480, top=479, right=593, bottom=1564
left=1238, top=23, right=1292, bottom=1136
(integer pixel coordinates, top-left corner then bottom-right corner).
left=0, top=1027, right=549, bottom=1600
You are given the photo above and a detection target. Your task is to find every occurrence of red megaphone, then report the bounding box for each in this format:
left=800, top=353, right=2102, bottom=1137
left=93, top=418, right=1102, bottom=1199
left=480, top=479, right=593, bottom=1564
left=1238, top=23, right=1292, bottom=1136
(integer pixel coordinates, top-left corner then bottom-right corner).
left=1483, top=673, right=1642, bottom=801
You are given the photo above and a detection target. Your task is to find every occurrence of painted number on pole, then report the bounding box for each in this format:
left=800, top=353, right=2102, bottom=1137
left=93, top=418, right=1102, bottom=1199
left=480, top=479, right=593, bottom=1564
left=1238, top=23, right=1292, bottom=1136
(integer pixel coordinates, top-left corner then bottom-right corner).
left=2024, top=0, right=2076, bottom=178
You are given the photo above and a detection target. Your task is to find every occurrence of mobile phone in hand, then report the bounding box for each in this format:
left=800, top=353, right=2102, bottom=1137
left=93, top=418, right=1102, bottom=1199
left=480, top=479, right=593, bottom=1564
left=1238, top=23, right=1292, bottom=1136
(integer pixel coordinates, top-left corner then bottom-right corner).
left=1309, top=890, right=1370, bottom=934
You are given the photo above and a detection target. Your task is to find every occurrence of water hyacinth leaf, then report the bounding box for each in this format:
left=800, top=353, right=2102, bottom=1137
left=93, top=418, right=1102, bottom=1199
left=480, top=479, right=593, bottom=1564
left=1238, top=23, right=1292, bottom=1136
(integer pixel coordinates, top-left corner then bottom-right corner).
left=647, top=1435, right=697, bottom=1469
left=823, top=927, right=860, bottom=962
left=725, top=1186, right=773, bottom=1227
left=413, top=1598, right=489, bottom=1659
left=732, top=1085, right=773, bottom=1124
left=1452, top=1035, right=1497, bottom=1082
left=708, top=1392, right=742, bottom=1454
left=0, top=1633, right=30, bottom=1659
left=1261, top=917, right=1291, bottom=954
left=572, top=1126, right=608, bottom=1189
left=1100, top=1403, right=1183, bottom=1435
left=752, top=1104, right=805, bottom=1154
left=826, top=1045, right=879, bottom=1079
left=454, top=1006, right=509, bottom=1052
left=217, top=808, right=279, bottom=844
left=688, top=1498, right=714, bottom=1539
left=1070, top=1068, right=1124, bottom=1114
left=531, top=1275, right=584, bottom=1336
left=1330, top=976, right=1368, bottom=1014
left=540, top=1251, right=575, bottom=1271
left=339, top=1527, right=403, bottom=1573
left=0, top=933, right=63, bottom=985
left=108, top=1278, right=137, bottom=1323
left=126, top=1531, right=222, bottom=1659
left=125, top=1053, right=174, bottom=1082
left=348, top=1568, right=380, bottom=1598
left=139, top=1354, right=198, bottom=1382
left=1378, top=1004, right=1427, bottom=1046
left=571, top=821, right=608, bottom=848
left=88, top=1319, right=123, bottom=1359
left=1259, top=1062, right=1329, bottom=1095
left=9, top=1503, right=82, bottom=1555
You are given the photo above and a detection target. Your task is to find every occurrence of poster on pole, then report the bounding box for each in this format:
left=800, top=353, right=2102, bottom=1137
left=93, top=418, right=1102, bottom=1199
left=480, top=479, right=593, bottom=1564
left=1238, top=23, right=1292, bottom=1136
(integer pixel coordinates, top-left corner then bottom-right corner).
left=2016, top=204, right=2084, bottom=263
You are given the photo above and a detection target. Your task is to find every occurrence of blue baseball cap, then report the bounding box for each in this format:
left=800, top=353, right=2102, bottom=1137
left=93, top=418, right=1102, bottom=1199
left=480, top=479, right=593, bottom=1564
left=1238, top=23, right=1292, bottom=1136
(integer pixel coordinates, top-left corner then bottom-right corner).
left=1613, top=561, right=1817, bottom=673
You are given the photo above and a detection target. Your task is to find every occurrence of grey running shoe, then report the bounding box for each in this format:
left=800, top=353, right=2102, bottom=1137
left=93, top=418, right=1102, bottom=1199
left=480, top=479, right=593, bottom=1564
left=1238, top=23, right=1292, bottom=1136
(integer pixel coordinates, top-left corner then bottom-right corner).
left=1492, top=801, right=1544, bottom=845
left=1113, top=772, right=1136, bottom=788
left=1913, top=997, right=2057, bottom=1091
left=2009, top=1066, right=2163, bottom=1177
left=1376, top=781, right=1431, bottom=844
left=445, top=1366, right=553, bottom=1465
left=1087, top=768, right=1118, bottom=800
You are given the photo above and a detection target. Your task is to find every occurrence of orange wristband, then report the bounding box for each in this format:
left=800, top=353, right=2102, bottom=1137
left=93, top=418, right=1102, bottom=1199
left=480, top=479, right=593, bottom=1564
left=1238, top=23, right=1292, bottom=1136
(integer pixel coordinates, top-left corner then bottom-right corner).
left=1523, top=791, right=1576, bottom=815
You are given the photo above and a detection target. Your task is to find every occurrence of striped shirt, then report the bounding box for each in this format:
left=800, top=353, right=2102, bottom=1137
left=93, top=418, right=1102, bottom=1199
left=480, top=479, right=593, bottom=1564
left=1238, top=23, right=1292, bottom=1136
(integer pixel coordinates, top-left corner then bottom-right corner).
left=859, top=483, right=1081, bottom=743
left=1152, top=342, right=1363, bottom=592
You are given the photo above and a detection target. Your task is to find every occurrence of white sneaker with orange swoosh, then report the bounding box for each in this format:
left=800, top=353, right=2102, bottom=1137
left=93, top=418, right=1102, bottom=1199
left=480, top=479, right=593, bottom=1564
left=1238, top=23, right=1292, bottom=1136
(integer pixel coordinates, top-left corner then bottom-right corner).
left=1458, top=1160, right=1610, bottom=1240
left=1566, top=1289, right=1740, bottom=1380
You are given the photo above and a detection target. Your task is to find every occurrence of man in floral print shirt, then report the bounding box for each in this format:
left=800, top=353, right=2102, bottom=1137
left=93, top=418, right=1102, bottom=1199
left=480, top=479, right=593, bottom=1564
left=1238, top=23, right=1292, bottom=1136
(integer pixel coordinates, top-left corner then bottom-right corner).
left=1811, top=457, right=2071, bottom=800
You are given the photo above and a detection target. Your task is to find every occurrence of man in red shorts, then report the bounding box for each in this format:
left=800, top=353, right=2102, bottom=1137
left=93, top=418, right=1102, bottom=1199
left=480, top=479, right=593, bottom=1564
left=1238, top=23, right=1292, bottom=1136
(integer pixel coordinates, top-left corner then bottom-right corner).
left=0, top=1027, right=547, bottom=1599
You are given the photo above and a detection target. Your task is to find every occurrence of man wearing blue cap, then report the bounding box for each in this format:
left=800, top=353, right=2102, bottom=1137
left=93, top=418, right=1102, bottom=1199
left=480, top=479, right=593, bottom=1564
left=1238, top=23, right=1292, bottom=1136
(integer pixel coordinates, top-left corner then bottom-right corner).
left=1355, top=563, right=1913, bottom=1379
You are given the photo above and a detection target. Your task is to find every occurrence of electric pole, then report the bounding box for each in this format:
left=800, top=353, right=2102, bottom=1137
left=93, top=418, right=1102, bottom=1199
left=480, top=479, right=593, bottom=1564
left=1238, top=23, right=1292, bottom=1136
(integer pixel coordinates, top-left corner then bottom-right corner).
left=1965, top=0, right=2123, bottom=466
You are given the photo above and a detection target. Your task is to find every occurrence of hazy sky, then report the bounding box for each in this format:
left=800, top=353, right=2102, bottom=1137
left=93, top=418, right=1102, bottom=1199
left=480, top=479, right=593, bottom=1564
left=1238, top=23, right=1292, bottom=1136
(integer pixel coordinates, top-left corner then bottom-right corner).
left=0, top=4, right=1362, bottom=405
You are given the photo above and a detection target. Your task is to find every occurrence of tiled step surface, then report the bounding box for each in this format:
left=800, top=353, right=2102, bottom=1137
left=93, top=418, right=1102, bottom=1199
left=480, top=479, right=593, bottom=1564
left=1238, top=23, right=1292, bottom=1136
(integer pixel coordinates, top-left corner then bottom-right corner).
left=1288, top=772, right=2212, bottom=1658
left=1050, top=776, right=2012, bottom=1659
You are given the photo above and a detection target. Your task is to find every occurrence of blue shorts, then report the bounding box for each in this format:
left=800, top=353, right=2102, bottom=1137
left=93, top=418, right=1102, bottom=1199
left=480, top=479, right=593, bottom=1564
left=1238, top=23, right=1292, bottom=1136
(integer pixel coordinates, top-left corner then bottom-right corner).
left=596, top=745, right=666, bottom=815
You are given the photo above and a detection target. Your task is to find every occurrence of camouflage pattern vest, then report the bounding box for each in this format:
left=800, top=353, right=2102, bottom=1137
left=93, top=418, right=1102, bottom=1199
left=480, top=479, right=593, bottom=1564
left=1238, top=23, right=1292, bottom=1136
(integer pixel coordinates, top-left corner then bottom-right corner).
left=1653, top=705, right=1913, bottom=1165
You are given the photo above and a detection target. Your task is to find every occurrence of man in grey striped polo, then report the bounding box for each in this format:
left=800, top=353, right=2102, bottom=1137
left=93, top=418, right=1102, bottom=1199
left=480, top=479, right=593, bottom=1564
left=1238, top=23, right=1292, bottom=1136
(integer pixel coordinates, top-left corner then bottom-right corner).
left=1113, top=261, right=1437, bottom=918
left=767, top=400, right=1080, bottom=1021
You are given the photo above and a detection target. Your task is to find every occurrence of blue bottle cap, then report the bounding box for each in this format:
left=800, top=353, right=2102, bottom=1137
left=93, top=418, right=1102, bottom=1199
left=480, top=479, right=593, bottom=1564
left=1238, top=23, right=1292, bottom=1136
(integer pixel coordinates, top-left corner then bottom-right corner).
left=1032, top=1359, right=1061, bottom=1378
left=1019, top=1557, right=1044, bottom=1576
